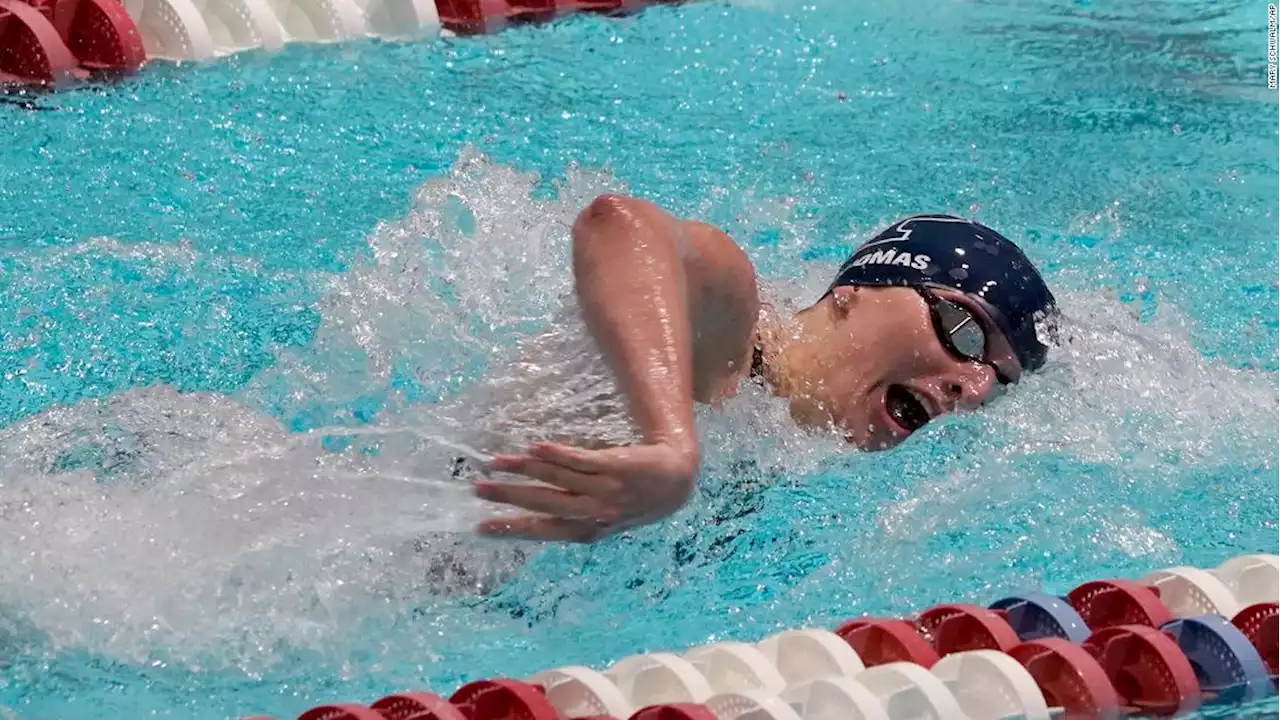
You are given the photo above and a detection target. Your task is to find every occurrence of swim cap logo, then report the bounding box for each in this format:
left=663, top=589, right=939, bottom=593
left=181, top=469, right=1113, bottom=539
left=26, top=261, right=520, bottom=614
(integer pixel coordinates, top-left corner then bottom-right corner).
left=838, top=215, right=967, bottom=275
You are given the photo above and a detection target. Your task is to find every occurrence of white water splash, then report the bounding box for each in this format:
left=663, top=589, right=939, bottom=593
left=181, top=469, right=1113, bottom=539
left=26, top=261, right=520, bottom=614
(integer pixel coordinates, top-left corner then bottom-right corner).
left=0, top=150, right=637, bottom=671
left=1000, top=288, right=1278, bottom=467
left=0, top=384, right=524, bottom=670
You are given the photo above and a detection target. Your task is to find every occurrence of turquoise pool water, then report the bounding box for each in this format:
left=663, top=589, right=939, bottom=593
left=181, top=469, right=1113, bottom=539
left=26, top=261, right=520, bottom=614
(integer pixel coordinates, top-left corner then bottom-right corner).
left=1, top=0, right=1277, bottom=717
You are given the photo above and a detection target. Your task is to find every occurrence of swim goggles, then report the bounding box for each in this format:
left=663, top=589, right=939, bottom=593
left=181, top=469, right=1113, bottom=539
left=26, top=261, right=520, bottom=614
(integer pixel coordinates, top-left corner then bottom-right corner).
left=914, top=285, right=1014, bottom=385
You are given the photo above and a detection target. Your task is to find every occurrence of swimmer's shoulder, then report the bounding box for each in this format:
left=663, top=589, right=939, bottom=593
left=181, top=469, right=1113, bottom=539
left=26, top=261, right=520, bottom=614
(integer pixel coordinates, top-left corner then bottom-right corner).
left=676, top=218, right=760, bottom=315
left=675, top=218, right=761, bottom=402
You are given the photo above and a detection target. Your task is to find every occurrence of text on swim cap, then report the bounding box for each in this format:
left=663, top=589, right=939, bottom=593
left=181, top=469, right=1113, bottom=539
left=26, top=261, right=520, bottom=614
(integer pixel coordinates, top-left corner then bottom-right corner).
left=849, top=248, right=932, bottom=271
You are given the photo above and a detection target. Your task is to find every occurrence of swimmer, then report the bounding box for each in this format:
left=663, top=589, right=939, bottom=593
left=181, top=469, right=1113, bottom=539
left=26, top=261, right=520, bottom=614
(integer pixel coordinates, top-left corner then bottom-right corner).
left=473, top=195, right=1057, bottom=543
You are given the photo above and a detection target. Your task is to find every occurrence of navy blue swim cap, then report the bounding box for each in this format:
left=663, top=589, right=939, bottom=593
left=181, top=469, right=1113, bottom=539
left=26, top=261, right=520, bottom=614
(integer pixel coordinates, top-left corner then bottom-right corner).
left=828, top=214, right=1058, bottom=372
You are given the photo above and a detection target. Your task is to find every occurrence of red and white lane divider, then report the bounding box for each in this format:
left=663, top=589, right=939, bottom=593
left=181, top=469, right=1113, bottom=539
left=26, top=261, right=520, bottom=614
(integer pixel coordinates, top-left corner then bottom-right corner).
left=239, top=553, right=1278, bottom=720
left=2, top=0, right=679, bottom=85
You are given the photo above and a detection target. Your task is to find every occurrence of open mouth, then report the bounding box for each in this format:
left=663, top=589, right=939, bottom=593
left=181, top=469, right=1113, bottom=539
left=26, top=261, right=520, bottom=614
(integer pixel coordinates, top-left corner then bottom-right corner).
left=886, top=384, right=932, bottom=433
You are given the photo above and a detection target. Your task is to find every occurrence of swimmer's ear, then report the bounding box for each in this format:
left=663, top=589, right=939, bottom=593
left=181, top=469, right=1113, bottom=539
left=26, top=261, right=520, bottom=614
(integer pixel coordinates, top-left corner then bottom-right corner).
left=829, top=285, right=860, bottom=317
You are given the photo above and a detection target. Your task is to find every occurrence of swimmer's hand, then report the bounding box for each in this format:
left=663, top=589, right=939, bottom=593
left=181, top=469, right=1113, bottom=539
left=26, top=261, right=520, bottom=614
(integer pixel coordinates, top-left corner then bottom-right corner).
left=473, top=440, right=698, bottom=543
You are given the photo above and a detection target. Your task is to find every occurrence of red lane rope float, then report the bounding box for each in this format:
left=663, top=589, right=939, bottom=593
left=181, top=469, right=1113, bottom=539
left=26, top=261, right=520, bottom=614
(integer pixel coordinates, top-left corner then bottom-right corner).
left=1082, top=625, right=1202, bottom=717
left=916, top=602, right=1023, bottom=655
left=1068, top=580, right=1173, bottom=631
left=435, top=0, right=512, bottom=33
left=449, top=679, right=562, bottom=720
left=506, top=0, right=582, bottom=23
left=51, top=0, right=145, bottom=73
left=371, top=692, right=467, bottom=720
left=833, top=617, right=940, bottom=668
left=1232, top=602, right=1279, bottom=678
left=0, top=0, right=82, bottom=85
left=1008, top=638, right=1124, bottom=719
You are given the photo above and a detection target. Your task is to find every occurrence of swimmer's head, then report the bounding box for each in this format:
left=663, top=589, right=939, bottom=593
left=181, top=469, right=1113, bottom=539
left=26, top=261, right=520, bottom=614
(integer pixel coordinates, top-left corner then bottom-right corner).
left=767, top=214, right=1058, bottom=449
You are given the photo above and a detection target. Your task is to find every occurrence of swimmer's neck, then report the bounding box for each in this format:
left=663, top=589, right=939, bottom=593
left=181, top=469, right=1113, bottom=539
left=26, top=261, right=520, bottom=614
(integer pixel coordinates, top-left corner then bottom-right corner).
left=748, top=301, right=826, bottom=398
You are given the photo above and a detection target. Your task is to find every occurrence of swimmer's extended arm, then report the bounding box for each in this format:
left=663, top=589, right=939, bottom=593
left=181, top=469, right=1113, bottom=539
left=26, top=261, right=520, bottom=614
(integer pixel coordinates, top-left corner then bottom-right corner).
left=474, top=194, right=759, bottom=542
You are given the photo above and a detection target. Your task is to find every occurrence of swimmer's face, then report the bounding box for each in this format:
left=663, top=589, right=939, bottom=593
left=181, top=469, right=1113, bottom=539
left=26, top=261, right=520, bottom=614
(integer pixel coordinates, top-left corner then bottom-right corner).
left=786, top=285, right=1023, bottom=450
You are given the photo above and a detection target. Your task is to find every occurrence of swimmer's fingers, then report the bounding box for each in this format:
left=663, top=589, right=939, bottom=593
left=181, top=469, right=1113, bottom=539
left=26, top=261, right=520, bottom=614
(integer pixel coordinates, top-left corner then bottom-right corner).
left=474, top=480, right=618, bottom=522
left=526, top=442, right=602, bottom=474
left=475, top=514, right=611, bottom=543
left=485, top=454, right=619, bottom=496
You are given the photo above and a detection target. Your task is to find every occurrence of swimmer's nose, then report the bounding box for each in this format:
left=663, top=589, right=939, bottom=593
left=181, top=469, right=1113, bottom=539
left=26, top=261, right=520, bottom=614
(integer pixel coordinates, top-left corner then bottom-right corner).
left=941, top=363, right=999, bottom=411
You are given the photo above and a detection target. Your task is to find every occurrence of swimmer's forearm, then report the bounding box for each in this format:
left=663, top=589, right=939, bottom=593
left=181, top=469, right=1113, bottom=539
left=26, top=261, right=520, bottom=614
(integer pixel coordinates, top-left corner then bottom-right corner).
left=571, top=195, right=699, bottom=463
